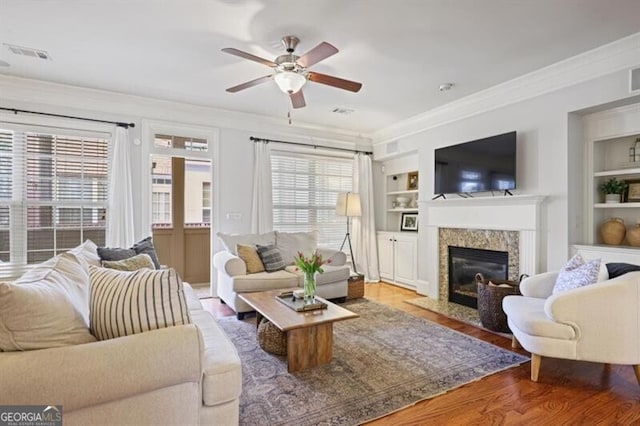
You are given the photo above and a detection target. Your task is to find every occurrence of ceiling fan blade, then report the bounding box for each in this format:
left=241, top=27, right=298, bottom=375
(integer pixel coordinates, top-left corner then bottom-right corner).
left=221, top=48, right=277, bottom=67
left=297, top=42, right=338, bottom=68
left=290, top=90, right=306, bottom=109
left=225, top=75, right=274, bottom=93
left=307, top=72, right=362, bottom=93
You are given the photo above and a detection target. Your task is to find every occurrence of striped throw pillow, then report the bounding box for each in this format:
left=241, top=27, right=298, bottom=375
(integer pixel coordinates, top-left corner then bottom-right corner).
left=89, top=266, right=191, bottom=341
left=256, top=244, right=286, bottom=272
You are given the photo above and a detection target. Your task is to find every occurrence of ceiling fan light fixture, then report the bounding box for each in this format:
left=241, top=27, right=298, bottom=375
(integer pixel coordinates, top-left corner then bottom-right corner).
left=274, top=71, right=306, bottom=94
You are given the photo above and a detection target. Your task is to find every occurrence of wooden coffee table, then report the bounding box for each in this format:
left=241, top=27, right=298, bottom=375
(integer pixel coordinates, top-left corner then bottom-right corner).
left=239, top=289, right=359, bottom=373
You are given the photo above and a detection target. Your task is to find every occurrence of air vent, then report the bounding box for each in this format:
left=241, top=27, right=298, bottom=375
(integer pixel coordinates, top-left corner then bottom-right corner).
left=4, top=44, right=52, bottom=61
left=332, top=107, right=355, bottom=115
left=631, top=67, right=640, bottom=93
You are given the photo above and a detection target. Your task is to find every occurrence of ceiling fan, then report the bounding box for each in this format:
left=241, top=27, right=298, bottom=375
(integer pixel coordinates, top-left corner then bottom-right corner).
left=222, top=35, right=362, bottom=109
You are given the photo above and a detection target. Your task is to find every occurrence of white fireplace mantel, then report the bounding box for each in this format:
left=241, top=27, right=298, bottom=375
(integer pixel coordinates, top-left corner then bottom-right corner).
left=418, top=194, right=546, bottom=299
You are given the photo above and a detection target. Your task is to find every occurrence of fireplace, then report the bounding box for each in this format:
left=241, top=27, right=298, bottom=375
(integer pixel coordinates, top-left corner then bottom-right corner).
left=448, top=246, right=508, bottom=308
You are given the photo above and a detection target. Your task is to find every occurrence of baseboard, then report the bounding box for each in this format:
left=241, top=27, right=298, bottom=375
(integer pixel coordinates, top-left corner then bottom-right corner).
left=380, top=281, right=416, bottom=291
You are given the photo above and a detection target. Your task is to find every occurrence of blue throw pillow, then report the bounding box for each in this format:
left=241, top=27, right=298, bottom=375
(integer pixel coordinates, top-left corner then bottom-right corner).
left=256, top=244, right=286, bottom=272
left=606, top=262, right=640, bottom=279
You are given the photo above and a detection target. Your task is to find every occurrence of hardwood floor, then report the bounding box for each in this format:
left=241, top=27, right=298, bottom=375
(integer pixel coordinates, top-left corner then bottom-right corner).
left=201, top=283, right=640, bottom=425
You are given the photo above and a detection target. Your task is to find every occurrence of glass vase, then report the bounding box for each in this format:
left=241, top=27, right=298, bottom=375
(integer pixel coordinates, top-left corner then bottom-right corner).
left=303, top=271, right=316, bottom=304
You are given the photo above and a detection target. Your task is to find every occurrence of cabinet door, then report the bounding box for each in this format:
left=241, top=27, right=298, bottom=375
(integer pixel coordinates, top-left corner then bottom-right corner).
left=377, top=234, right=395, bottom=280
left=394, top=234, right=417, bottom=284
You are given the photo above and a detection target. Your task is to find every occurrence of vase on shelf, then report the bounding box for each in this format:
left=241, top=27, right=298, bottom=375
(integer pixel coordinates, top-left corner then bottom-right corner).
left=395, top=196, right=410, bottom=208
left=627, top=224, right=640, bottom=247
left=600, top=217, right=626, bottom=245
left=303, top=271, right=316, bottom=304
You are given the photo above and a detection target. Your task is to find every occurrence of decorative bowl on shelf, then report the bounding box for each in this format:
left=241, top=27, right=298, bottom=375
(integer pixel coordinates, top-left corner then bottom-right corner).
left=395, top=196, right=410, bottom=208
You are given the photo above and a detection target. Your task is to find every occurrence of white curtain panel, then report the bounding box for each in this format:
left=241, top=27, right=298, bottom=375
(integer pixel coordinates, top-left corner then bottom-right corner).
left=352, top=153, right=380, bottom=282
left=106, top=126, right=136, bottom=248
left=251, top=141, right=273, bottom=233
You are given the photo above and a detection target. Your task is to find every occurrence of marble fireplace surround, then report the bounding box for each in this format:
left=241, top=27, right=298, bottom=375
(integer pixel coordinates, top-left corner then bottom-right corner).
left=439, top=228, right=519, bottom=304
left=421, top=195, right=546, bottom=301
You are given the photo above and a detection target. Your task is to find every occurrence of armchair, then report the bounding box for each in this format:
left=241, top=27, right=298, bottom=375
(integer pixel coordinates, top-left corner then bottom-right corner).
left=502, top=271, right=640, bottom=384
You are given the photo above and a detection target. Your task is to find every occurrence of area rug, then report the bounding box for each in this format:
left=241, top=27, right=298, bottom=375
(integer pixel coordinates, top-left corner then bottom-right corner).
left=404, top=296, right=482, bottom=328
left=404, top=297, right=512, bottom=337
left=218, top=299, right=528, bottom=426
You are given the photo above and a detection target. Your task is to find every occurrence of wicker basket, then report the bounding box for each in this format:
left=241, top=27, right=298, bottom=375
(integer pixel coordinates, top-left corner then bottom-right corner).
left=347, top=275, right=365, bottom=299
left=257, top=318, right=287, bottom=355
left=475, top=273, right=527, bottom=333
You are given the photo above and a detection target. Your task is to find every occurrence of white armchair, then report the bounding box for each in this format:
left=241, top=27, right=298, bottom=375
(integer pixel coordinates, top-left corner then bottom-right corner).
left=503, top=271, right=640, bottom=384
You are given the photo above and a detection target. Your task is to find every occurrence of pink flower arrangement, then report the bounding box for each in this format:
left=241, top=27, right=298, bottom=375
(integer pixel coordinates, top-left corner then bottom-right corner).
left=294, top=251, right=331, bottom=275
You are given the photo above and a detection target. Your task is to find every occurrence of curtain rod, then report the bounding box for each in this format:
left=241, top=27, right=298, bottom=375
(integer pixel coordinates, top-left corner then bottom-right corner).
left=250, top=136, right=372, bottom=155
left=0, top=107, right=135, bottom=129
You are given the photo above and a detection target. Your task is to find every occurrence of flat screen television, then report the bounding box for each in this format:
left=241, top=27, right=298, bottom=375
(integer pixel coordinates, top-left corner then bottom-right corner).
left=434, top=131, right=516, bottom=195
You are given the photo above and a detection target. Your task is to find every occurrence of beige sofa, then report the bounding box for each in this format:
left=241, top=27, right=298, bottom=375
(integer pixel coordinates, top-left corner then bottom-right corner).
left=0, top=243, right=242, bottom=425
left=214, top=231, right=350, bottom=319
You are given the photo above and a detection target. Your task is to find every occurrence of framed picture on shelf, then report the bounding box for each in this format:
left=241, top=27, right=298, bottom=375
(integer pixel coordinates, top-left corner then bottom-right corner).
left=626, top=179, right=640, bottom=202
left=401, top=212, right=418, bottom=231
left=407, top=171, right=419, bottom=190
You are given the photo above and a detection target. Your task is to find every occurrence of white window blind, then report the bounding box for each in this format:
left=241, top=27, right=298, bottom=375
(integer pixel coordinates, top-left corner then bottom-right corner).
left=271, top=151, right=353, bottom=249
left=0, top=130, right=12, bottom=263
left=0, top=127, right=108, bottom=270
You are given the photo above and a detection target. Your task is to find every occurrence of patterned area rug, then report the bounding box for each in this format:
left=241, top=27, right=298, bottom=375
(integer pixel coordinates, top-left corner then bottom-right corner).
left=218, top=299, right=528, bottom=426
left=404, top=297, right=512, bottom=337
left=404, top=296, right=482, bottom=327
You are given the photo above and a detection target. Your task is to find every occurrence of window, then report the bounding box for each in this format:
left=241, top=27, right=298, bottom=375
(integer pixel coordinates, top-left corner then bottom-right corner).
left=271, top=151, right=353, bottom=249
left=152, top=191, right=172, bottom=225
left=151, top=155, right=172, bottom=227
left=0, top=127, right=108, bottom=268
left=202, top=181, right=211, bottom=225
left=184, top=159, right=211, bottom=228
left=154, top=134, right=207, bottom=152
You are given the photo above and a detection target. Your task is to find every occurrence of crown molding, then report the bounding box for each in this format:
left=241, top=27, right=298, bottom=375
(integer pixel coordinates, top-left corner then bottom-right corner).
left=372, top=31, right=640, bottom=145
left=0, top=75, right=372, bottom=148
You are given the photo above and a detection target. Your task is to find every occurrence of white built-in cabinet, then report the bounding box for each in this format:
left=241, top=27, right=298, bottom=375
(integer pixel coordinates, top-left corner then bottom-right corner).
left=578, top=103, right=640, bottom=263
left=384, top=171, right=419, bottom=232
left=588, top=134, right=640, bottom=244
left=376, top=155, right=420, bottom=288
left=377, top=231, right=418, bottom=286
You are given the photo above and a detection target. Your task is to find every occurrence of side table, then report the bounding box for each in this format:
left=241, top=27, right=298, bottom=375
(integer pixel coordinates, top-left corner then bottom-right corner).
left=347, top=274, right=365, bottom=299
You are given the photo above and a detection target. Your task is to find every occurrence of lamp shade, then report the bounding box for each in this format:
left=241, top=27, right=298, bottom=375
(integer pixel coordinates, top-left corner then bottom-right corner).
left=336, top=192, right=362, bottom=217
left=274, top=71, right=306, bottom=94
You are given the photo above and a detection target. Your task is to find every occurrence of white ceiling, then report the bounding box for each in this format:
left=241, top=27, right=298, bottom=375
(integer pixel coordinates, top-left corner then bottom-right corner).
left=1, top=0, right=639, bottom=135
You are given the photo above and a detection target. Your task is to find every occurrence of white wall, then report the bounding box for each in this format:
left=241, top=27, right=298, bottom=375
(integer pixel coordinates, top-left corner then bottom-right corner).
left=373, top=68, right=636, bottom=285
left=0, top=75, right=369, bottom=291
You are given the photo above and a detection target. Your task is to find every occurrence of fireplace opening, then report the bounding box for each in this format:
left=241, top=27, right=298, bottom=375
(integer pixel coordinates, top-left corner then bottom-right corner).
left=448, top=246, right=508, bottom=309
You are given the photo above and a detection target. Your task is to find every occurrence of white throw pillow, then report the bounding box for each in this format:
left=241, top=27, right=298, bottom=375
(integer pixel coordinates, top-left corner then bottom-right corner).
left=553, top=254, right=601, bottom=294
left=216, top=231, right=275, bottom=255
left=89, top=266, right=191, bottom=341
left=275, top=231, right=319, bottom=265
left=69, top=239, right=102, bottom=267
left=0, top=252, right=96, bottom=351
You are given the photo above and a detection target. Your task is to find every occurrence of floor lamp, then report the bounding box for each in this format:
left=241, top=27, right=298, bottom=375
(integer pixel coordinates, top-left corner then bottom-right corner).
left=336, top=192, right=361, bottom=274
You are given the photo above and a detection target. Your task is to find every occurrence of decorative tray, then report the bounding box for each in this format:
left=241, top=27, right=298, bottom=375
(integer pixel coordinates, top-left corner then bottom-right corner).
left=276, top=292, right=328, bottom=312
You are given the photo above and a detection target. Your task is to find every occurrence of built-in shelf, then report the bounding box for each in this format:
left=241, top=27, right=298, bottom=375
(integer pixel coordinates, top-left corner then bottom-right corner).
left=386, top=189, right=419, bottom=196
left=594, top=167, right=640, bottom=177
left=386, top=208, right=419, bottom=212
left=594, top=202, right=640, bottom=208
